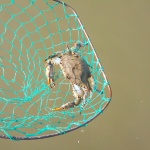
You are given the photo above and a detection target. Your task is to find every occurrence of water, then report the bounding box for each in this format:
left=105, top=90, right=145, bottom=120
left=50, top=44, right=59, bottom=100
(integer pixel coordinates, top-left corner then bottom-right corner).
left=0, top=0, right=150, bottom=149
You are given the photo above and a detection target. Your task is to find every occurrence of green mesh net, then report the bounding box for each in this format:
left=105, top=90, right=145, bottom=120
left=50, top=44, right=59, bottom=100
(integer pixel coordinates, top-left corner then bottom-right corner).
left=0, top=0, right=112, bottom=140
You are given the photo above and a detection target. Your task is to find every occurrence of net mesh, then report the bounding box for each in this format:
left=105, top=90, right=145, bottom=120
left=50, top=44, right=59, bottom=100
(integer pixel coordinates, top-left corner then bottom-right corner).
left=0, top=0, right=111, bottom=140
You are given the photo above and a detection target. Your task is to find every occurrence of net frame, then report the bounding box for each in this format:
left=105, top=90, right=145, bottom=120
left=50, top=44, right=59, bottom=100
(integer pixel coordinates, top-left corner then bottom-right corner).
left=0, top=0, right=112, bottom=140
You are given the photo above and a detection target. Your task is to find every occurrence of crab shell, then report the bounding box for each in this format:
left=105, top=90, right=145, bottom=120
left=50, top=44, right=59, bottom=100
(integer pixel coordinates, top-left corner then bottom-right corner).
left=60, top=52, right=92, bottom=91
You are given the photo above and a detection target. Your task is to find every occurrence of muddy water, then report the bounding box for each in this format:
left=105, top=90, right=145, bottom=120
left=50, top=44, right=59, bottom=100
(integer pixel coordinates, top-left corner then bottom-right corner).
left=0, top=0, right=150, bottom=150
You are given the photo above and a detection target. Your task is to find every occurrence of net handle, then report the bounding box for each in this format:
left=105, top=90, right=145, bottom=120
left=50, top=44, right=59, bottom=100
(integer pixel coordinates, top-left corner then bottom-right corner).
left=0, top=0, right=112, bottom=140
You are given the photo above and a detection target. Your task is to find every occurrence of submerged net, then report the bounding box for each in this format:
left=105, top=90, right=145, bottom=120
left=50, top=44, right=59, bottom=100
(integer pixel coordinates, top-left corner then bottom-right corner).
left=0, top=0, right=112, bottom=140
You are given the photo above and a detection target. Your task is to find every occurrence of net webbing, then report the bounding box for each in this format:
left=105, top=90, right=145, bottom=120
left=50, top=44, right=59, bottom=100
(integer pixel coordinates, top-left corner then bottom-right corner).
left=0, top=0, right=111, bottom=140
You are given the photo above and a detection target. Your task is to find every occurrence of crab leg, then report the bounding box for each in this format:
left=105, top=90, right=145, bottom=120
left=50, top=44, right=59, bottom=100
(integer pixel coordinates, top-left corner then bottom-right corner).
left=45, top=63, right=55, bottom=88
left=45, top=56, right=61, bottom=87
left=53, top=99, right=82, bottom=111
left=89, top=75, right=102, bottom=94
left=53, top=84, right=84, bottom=111
left=73, top=41, right=88, bottom=50
left=80, top=87, right=89, bottom=108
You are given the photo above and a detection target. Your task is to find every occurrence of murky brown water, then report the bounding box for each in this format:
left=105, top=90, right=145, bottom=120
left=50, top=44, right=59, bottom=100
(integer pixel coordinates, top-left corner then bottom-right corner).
left=0, top=0, right=150, bottom=150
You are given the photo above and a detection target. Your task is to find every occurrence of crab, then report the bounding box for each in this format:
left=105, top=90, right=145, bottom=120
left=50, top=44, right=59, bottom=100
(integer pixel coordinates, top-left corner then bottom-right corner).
left=45, top=41, right=95, bottom=111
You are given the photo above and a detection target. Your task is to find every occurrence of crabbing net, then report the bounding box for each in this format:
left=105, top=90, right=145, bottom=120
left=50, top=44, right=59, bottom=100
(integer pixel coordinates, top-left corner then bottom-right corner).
left=0, top=0, right=112, bottom=140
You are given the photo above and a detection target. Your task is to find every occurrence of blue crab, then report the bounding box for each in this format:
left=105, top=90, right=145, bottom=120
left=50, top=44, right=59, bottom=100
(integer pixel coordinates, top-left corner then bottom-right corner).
left=45, top=42, right=95, bottom=111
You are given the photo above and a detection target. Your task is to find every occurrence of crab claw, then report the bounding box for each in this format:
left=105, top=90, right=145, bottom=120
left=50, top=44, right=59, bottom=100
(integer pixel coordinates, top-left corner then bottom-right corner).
left=52, top=107, right=64, bottom=111
left=45, top=62, right=55, bottom=88
left=47, top=78, right=55, bottom=88
left=52, top=101, right=76, bottom=111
